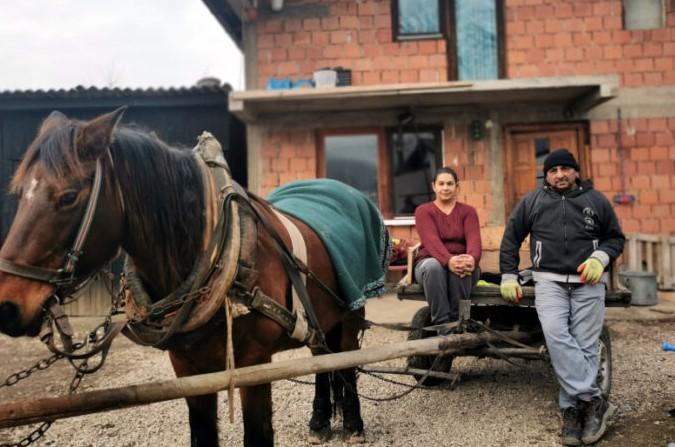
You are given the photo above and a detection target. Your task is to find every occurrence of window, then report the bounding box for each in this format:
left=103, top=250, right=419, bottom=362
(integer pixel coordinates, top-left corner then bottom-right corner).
left=623, top=0, right=664, bottom=30
left=393, top=0, right=445, bottom=40
left=322, top=132, right=382, bottom=206
left=454, top=0, right=500, bottom=80
left=390, top=128, right=443, bottom=215
left=392, top=0, right=503, bottom=80
left=318, top=127, right=443, bottom=217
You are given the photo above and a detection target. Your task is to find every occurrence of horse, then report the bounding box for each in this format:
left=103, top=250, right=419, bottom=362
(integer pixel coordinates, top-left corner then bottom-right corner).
left=0, top=108, right=386, bottom=446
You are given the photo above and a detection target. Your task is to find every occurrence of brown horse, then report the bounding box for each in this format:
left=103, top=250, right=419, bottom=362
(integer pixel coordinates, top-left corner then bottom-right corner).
left=0, top=108, right=380, bottom=446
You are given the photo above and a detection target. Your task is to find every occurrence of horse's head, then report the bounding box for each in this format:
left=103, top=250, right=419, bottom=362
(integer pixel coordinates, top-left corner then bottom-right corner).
left=0, top=108, right=127, bottom=336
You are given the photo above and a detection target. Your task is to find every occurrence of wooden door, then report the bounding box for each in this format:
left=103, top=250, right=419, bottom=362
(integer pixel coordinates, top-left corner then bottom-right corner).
left=504, top=123, right=589, bottom=217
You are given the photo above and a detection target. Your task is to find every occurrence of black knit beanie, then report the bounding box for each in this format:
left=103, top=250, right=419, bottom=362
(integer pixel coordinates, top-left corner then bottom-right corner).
left=543, top=149, right=579, bottom=174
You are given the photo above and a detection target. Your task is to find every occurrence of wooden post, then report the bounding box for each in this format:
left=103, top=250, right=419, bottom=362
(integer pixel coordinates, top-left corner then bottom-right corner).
left=627, top=234, right=639, bottom=272
left=0, top=330, right=531, bottom=429
left=661, top=236, right=674, bottom=290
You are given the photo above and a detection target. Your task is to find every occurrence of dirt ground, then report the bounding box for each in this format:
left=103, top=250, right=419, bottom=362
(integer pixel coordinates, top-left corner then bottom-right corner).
left=0, top=292, right=673, bottom=446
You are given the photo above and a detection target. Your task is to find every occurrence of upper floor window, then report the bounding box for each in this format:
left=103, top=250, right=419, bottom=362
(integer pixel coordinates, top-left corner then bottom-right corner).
left=392, top=0, right=503, bottom=80
left=394, top=0, right=445, bottom=40
left=623, top=0, right=664, bottom=30
left=454, top=0, right=500, bottom=80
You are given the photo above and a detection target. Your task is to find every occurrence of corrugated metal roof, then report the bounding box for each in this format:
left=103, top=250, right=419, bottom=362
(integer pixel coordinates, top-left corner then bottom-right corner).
left=0, top=84, right=232, bottom=111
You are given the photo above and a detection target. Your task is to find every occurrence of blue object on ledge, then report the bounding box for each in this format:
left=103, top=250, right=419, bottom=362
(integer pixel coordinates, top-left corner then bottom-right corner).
left=266, top=78, right=292, bottom=90
left=292, top=79, right=314, bottom=89
left=663, top=342, right=675, bottom=352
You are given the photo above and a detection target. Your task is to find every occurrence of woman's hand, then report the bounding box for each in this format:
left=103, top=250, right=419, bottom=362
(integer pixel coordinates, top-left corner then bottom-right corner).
left=448, top=254, right=475, bottom=277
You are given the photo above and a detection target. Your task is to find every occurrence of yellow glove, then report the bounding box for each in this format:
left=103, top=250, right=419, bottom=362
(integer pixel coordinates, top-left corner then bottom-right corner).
left=500, top=279, right=523, bottom=303
left=577, top=257, right=604, bottom=285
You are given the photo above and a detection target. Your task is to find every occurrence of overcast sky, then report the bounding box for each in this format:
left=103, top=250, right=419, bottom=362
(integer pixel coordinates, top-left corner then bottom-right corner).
left=0, top=1, right=243, bottom=91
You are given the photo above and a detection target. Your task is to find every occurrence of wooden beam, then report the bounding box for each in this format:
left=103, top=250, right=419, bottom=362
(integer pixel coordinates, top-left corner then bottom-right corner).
left=0, top=330, right=528, bottom=429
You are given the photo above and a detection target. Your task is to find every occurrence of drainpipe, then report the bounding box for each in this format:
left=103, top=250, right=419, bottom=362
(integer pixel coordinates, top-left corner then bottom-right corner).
left=612, top=108, right=636, bottom=205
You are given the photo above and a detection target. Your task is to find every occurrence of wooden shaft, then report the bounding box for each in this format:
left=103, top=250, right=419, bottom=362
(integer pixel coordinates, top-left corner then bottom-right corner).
left=0, top=330, right=529, bottom=428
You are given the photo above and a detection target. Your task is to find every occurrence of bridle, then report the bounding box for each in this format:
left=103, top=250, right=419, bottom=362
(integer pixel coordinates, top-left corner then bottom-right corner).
left=0, top=153, right=105, bottom=293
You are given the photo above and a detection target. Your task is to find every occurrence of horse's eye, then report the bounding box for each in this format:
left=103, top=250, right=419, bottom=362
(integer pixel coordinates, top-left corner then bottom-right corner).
left=57, top=191, right=79, bottom=208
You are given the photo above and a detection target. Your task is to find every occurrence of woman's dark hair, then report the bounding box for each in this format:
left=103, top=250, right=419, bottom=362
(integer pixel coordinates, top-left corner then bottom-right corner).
left=433, top=166, right=459, bottom=184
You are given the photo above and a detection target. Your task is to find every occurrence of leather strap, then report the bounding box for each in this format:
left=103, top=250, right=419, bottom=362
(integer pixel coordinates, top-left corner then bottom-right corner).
left=271, top=209, right=310, bottom=343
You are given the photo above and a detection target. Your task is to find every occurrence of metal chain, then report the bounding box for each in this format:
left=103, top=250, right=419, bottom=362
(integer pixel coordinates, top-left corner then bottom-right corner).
left=0, top=269, right=122, bottom=447
left=0, top=352, right=63, bottom=389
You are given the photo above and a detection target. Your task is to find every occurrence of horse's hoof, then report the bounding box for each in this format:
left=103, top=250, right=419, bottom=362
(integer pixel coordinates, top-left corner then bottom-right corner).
left=342, top=429, right=366, bottom=444
left=308, top=426, right=332, bottom=444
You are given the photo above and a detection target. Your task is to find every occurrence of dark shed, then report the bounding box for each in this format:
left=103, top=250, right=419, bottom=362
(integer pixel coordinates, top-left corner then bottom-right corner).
left=0, top=83, right=247, bottom=242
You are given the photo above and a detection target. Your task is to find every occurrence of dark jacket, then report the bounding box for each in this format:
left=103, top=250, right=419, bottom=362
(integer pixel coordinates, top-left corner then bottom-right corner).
left=500, top=180, right=625, bottom=282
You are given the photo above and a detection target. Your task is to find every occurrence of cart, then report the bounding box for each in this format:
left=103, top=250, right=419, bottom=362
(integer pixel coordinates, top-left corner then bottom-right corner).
left=394, top=246, right=631, bottom=389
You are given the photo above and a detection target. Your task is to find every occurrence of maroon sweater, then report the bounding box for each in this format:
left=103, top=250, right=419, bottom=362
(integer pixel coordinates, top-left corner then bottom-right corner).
left=415, top=201, right=482, bottom=266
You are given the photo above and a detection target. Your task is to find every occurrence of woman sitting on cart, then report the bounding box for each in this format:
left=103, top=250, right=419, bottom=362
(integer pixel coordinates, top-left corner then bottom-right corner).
left=413, top=166, right=482, bottom=335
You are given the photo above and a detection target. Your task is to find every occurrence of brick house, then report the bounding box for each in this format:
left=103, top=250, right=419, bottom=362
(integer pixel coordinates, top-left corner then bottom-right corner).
left=203, top=0, right=675, bottom=276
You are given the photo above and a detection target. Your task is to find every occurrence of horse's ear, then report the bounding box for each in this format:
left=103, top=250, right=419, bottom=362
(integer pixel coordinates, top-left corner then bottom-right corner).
left=39, top=110, right=69, bottom=132
left=78, top=106, right=127, bottom=160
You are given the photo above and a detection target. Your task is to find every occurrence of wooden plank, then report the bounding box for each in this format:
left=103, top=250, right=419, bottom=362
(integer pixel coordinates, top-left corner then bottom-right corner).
left=646, top=241, right=654, bottom=272
left=396, top=285, right=631, bottom=306
left=628, top=237, right=639, bottom=271
left=0, top=330, right=528, bottom=429
left=663, top=235, right=674, bottom=289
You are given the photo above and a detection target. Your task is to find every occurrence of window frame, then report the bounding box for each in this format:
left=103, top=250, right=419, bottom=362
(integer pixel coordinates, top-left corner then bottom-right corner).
left=391, top=0, right=448, bottom=42
left=317, top=126, right=444, bottom=219
left=446, top=0, right=506, bottom=81
left=317, top=128, right=392, bottom=217
left=386, top=125, right=444, bottom=217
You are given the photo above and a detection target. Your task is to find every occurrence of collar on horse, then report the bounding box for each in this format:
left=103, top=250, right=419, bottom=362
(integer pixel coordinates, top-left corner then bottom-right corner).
left=121, top=132, right=254, bottom=349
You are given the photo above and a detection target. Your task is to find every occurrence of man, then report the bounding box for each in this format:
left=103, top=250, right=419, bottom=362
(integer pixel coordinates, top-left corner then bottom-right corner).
left=499, top=149, right=625, bottom=446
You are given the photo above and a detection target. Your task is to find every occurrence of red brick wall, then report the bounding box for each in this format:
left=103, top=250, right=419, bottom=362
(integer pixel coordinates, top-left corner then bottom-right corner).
left=260, top=129, right=317, bottom=197
left=506, top=0, right=675, bottom=87
left=256, top=0, right=446, bottom=89
left=255, top=0, right=675, bottom=88
left=590, top=118, right=675, bottom=234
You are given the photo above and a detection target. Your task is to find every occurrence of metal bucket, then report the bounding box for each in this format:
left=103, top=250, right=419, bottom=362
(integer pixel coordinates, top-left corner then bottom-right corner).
left=619, top=271, right=658, bottom=306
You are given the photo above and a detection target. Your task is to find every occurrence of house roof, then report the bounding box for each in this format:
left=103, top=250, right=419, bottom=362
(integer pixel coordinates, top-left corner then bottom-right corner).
left=229, top=75, right=619, bottom=123
left=0, top=84, right=231, bottom=111
left=201, top=0, right=243, bottom=49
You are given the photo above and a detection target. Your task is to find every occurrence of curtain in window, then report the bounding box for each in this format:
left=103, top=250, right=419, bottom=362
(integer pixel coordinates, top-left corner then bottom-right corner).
left=398, top=0, right=440, bottom=35
left=455, top=0, right=498, bottom=80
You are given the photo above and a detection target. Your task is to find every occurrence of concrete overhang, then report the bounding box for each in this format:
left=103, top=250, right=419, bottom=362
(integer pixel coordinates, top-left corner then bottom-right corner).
left=230, top=75, right=619, bottom=123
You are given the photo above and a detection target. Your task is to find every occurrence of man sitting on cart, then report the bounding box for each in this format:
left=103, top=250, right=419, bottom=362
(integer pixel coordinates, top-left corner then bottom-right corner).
left=414, top=166, right=482, bottom=336
left=499, top=149, right=625, bottom=446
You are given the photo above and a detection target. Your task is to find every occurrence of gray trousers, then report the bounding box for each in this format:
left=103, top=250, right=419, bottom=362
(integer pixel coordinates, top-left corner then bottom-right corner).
left=534, top=279, right=605, bottom=409
left=414, top=257, right=479, bottom=324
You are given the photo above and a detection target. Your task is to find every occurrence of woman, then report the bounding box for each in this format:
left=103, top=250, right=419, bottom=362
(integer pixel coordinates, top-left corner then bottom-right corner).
left=414, top=167, right=482, bottom=334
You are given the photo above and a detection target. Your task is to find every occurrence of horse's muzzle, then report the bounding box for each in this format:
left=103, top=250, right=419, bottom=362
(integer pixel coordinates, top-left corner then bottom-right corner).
left=0, top=301, right=24, bottom=337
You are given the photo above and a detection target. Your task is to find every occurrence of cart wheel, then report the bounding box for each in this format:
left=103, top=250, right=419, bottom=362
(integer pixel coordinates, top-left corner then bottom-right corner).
left=597, top=324, right=612, bottom=397
left=406, top=306, right=453, bottom=386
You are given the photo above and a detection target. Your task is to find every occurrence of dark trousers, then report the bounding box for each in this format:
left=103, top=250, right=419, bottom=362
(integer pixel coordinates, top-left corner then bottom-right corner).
left=414, top=257, right=479, bottom=324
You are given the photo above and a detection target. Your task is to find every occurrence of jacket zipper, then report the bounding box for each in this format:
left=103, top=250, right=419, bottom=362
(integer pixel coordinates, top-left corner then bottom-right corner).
left=562, top=195, right=569, bottom=254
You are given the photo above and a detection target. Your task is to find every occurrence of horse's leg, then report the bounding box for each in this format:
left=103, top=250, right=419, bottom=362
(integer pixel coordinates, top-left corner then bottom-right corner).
left=236, top=343, right=274, bottom=447
left=340, top=309, right=366, bottom=443
left=169, top=353, right=219, bottom=447
left=308, top=326, right=342, bottom=443
left=239, top=383, right=273, bottom=446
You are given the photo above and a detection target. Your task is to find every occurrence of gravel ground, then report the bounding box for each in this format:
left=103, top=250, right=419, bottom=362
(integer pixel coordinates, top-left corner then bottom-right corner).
left=0, top=293, right=673, bottom=446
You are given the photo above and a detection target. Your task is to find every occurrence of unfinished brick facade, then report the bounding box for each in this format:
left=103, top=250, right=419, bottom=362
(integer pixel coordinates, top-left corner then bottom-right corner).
left=243, top=0, right=675, bottom=238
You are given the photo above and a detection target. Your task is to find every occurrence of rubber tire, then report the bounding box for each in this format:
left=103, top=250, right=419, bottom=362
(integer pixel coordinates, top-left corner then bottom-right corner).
left=406, top=306, right=453, bottom=386
left=597, top=324, right=612, bottom=397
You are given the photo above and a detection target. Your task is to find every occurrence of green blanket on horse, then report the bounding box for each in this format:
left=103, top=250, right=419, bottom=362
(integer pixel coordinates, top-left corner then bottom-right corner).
left=267, top=179, right=391, bottom=310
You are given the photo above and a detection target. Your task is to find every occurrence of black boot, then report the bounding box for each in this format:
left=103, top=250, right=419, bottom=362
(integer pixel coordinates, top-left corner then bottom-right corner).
left=581, top=396, right=615, bottom=444
left=560, top=404, right=584, bottom=446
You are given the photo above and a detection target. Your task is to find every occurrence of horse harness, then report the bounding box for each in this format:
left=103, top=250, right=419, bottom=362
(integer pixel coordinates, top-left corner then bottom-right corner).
left=121, top=132, right=329, bottom=350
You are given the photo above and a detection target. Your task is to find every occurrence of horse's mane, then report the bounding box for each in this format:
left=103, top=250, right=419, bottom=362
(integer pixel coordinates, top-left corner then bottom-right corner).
left=11, top=121, right=205, bottom=295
